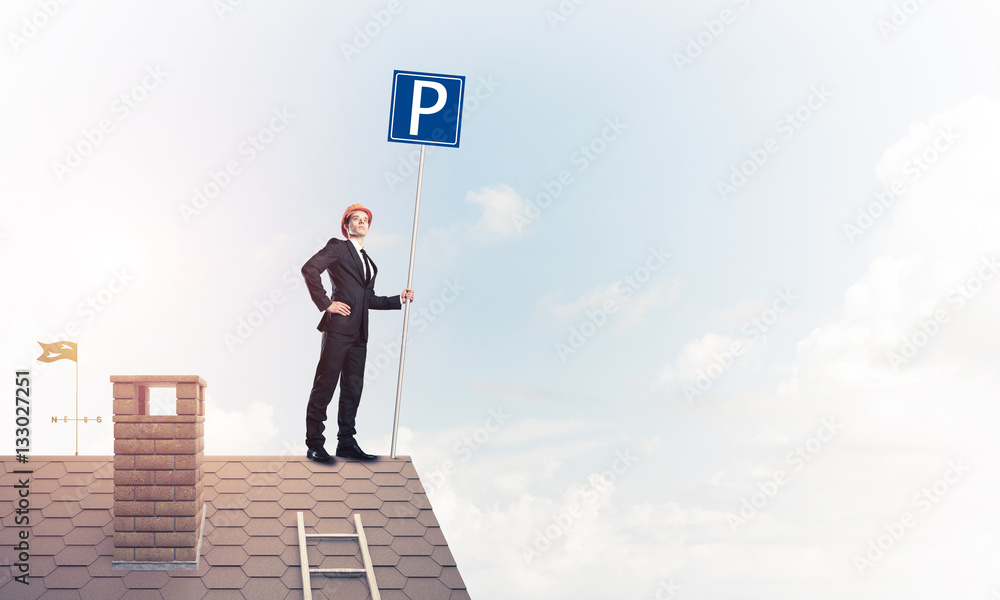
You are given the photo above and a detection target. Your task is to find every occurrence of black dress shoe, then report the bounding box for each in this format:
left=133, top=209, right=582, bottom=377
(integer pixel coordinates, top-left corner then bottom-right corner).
left=306, top=447, right=333, bottom=463
left=336, top=441, right=377, bottom=461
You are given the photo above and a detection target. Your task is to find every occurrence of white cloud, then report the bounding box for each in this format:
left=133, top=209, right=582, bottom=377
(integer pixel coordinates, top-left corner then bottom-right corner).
left=398, top=420, right=685, bottom=600
left=465, top=184, right=530, bottom=241
left=785, top=96, right=1000, bottom=404
left=425, top=97, right=1000, bottom=600
left=616, top=278, right=683, bottom=328
left=654, top=332, right=737, bottom=386
left=203, top=395, right=280, bottom=454
left=717, top=96, right=1000, bottom=591
left=536, top=277, right=681, bottom=331
left=652, top=330, right=765, bottom=398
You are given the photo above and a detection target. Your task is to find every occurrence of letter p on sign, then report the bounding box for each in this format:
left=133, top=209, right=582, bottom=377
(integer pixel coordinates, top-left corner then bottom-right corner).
left=388, top=70, right=466, bottom=148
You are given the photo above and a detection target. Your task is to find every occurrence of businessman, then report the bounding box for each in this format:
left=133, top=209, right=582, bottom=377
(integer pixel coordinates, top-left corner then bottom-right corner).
left=301, top=203, right=414, bottom=463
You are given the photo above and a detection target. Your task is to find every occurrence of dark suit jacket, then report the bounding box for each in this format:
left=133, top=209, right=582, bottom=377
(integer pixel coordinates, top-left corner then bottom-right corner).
left=301, top=238, right=402, bottom=341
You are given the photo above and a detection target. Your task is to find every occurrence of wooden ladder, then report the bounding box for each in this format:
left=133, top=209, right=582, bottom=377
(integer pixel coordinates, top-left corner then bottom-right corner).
left=296, top=511, right=381, bottom=600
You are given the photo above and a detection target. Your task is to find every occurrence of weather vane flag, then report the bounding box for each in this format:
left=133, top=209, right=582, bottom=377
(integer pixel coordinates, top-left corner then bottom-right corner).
left=36, top=340, right=78, bottom=363
left=386, top=70, right=465, bottom=458
left=36, top=340, right=96, bottom=455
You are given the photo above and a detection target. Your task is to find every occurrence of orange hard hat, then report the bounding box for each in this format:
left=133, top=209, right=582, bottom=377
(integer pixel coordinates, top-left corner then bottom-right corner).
left=341, top=204, right=373, bottom=238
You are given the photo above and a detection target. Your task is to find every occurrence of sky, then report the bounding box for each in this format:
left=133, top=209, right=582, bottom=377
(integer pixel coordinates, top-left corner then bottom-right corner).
left=2, top=1, right=1000, bottom=598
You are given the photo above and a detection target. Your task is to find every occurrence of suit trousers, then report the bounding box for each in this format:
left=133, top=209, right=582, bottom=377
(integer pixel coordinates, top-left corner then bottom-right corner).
left=305, top=330, right=367, bottom=449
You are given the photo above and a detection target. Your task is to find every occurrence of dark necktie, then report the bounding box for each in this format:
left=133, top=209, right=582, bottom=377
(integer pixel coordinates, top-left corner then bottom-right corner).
left=360, top=249, right=372, bottom=284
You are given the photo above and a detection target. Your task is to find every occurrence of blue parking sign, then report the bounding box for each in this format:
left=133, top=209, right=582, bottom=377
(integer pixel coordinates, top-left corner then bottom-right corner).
left=387, top=70, right=465, bottom=148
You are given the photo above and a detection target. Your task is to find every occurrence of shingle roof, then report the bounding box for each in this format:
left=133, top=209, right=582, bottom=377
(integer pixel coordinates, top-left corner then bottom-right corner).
left=1, top=456, right=471, bottom=600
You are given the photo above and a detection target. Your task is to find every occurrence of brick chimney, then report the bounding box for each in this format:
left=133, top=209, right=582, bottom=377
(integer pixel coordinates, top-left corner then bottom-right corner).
left=110, top=375, right=207, bottom=570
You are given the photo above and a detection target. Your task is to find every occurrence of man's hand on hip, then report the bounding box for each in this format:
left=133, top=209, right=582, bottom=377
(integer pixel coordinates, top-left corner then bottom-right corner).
left=327, top=301, right=351, bottom=316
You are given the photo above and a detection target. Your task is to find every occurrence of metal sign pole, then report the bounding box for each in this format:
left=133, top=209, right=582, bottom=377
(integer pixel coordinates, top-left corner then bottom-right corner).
left=390, top=144, right=425, bottom=459
left=75, top=341, right=79, bottom=456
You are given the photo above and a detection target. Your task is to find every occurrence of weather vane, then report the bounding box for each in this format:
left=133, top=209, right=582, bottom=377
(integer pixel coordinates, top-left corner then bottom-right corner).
left=37, top=340, right=102, bottom=455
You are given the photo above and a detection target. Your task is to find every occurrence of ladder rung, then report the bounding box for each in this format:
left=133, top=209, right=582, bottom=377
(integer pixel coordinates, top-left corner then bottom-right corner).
left=297, top=511, right=381, bottom=600
left=311, top=568, right=366, bottom=576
